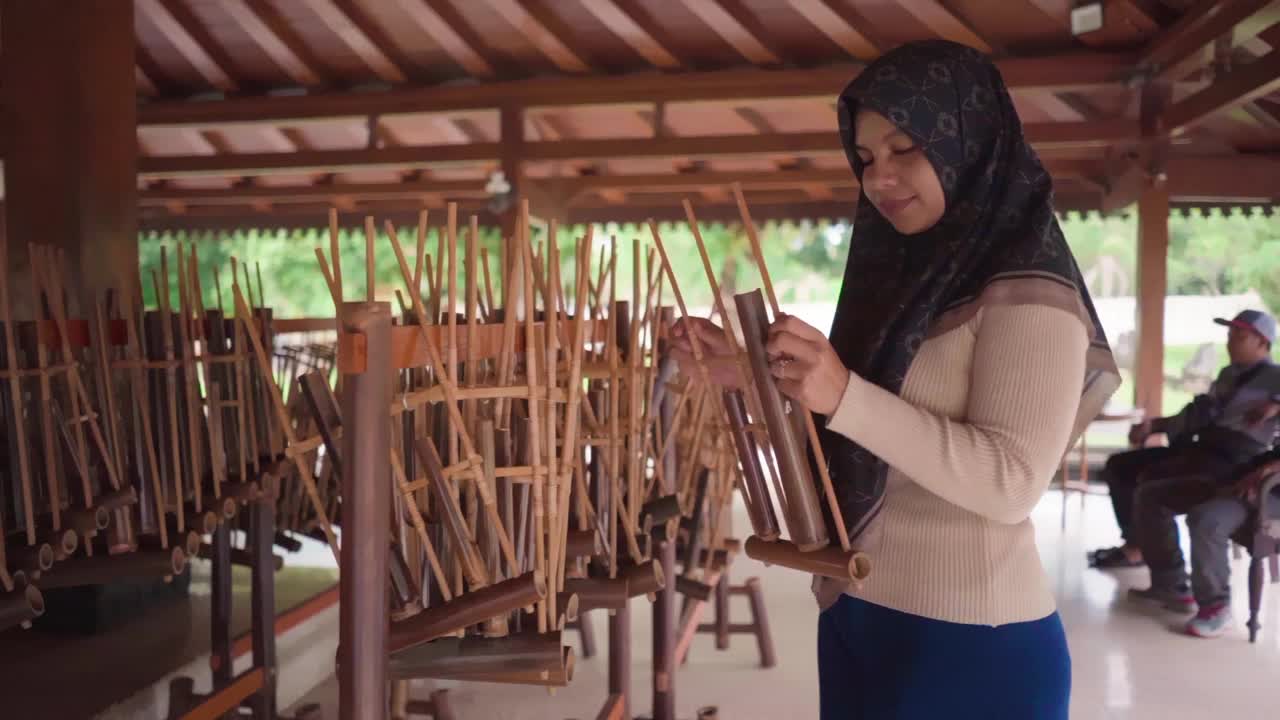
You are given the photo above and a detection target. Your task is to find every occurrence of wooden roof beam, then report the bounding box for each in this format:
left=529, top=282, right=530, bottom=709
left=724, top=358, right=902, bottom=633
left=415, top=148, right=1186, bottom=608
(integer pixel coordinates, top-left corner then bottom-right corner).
left=480, top=0, right=590, bottom=73
left=136, top=0, right=238, bottom=92
left=392, top=0, right=495, bottom=78
left=1161, top=49, right=1280, bottom=133
left=137, top=53, right=1142, bottom=128
left=220, top=0, right=326, bottom=87
left=1140, top=0, right=1280, bottom=82
left=681, top=0, right=781, bottom=65
left=137, top=122, right=1134, bottom=178
left=784, top=0, right=881, bottom=61
left=137, top=66, right=159, bottom=97
left=307, top=0, right=410, bottom=84
left=581, top=0, right=681, bottom=69
left=896, top=0, right=994, bottom=53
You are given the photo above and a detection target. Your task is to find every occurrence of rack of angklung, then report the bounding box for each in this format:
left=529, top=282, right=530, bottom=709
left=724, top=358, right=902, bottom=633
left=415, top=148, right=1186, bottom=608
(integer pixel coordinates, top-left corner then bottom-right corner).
left=298, top=201, right=753, bottom=720
left=0, top=237, right=304, bottom=718
left=672, top=186, right=873, bottom=589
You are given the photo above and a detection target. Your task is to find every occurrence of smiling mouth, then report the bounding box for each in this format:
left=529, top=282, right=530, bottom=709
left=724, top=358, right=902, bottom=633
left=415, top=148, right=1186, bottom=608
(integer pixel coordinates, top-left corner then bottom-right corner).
left=877, top=196, right=916, bottom=215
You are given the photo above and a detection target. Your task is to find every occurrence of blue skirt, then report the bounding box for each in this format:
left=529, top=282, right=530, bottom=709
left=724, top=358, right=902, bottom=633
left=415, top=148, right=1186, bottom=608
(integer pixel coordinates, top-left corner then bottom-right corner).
left=818, top=595, right=1071, bottom=719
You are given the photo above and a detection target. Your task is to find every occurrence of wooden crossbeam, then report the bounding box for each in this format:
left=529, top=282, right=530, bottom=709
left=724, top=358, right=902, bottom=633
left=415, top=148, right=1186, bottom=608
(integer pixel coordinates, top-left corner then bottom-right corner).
left=1140, top=0, right=1280, bottom=82
left=137, top=54, right=1140, bottom=127
left=1161, top=50, right=1280, bottom=133
left=137, top=123, right=1133, bottom=178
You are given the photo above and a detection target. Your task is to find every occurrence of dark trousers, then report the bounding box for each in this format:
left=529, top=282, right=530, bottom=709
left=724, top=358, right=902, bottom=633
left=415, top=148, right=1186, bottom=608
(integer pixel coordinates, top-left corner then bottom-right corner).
left=1131, top=451, right=1237, bottom=591
left=817, top=595, right=1070, bottom=719
left=1103, top=447, right=1177, bottom=543
left=1187, top=496, right=1280, bottom=607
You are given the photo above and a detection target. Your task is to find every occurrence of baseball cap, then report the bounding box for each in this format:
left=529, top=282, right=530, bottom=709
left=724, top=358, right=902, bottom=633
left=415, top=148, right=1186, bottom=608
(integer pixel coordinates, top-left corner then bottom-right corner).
left=1215, top=309, right=1277, bottom=345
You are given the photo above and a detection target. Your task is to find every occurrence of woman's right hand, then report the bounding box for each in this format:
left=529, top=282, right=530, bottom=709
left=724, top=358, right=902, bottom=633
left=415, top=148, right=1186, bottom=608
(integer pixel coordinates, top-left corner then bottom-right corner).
left=669, top=317, right=742, bottom=388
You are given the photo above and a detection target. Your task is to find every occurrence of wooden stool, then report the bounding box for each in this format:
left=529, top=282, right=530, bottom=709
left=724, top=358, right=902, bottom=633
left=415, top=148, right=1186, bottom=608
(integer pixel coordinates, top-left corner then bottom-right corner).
left=685, top=575, right=775, bottom=668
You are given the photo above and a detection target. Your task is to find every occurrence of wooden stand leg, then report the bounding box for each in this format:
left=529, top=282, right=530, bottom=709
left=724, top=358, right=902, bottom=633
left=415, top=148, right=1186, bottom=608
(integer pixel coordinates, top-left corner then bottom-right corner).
left=743, top=577, right=775, bottom=668
left=405, top=689, right=455, bottom=720
left=210, top=521, right=233, bottom=684
left=249, top=494, right=279, bottom=719
left=576, top=611, right=598, bottom=659
left=652, top=537, right=676, bottom=720
left=609, top=601, right=630, bottom=720
left=713, top=574, right=729, bottom=651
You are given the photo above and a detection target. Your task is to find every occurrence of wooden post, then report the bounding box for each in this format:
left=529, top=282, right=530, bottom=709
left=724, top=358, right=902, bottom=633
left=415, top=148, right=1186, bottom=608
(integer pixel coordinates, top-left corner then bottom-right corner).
left=338, top=301, right=392, bottom=720
left=1, top=0, right=137, bottom=315
left=1135, top=185, right=1169, bottom=419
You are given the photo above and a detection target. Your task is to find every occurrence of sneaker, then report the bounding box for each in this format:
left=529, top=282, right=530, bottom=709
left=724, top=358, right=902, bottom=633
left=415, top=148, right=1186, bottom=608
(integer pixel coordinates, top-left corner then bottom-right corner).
left=1128, top=585, right=1196, bottom=612
left=1185, top=603, right=1232, bottom=638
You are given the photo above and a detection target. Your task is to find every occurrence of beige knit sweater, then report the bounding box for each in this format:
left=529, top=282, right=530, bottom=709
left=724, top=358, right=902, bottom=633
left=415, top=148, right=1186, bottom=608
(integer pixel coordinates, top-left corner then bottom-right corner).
left=813, top=303, right=1087, bottom=626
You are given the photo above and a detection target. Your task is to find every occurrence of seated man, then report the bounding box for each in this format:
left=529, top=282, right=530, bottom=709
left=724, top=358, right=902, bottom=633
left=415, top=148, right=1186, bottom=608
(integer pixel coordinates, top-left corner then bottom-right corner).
left=1126, top=311, right=1280, bottom=609
left=1091, top=310, right=1280, bottom=568
left=1180, top=449, right=1280, bottom=637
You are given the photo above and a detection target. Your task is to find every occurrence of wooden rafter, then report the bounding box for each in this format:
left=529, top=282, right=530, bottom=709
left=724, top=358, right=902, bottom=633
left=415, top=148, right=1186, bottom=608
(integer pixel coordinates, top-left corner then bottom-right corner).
left=785, top=0, right=881, bottom=61
left=307, top=0, right=409, bottom=84
left=136, top=0, right=238, bottom=91
left=581, top=0, right=681, bottom=69
left=138, top=159, right=1122, bottom=208
left=136, top=66, right=160, bottom=97
left=220, top=0, right=326, bottom=87
left=1140, top=0, right=1280, bottom=82
left=1162, top=49, right=1280, bottom=133
left=681, top=0, right=781, bottom=65
left=137, top=121, right=1139, bottom=178
left=137, top=54, right=1142, bottom=127
left=896, top=0, right=994, bottom=53
left=480, top=0, right=590, bottom=73
left=393, top=0, right=495, bottom=78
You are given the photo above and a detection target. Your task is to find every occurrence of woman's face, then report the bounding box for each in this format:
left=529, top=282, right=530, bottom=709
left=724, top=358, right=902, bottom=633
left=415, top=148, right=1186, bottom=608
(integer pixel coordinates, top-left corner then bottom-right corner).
left=853, top=109, right=946, bottom=235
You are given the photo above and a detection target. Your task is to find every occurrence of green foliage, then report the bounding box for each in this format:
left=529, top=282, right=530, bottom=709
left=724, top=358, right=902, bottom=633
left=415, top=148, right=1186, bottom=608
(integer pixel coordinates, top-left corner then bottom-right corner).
left=138, top=208, right=1278, bottom=321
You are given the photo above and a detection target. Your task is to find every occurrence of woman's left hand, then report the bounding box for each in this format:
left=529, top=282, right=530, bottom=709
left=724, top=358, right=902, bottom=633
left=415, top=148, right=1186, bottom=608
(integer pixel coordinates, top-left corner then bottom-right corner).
left=765, top=314, right=849, bottom=416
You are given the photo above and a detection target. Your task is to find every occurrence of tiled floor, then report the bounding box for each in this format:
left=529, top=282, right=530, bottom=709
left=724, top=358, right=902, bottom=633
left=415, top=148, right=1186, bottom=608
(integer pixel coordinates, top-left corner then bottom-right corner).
left=289, top=490, right=1279, bottom=719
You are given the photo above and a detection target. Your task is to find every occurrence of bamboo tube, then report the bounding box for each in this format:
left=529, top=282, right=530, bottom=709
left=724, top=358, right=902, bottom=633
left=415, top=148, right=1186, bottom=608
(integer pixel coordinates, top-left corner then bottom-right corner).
left=9, top=543, right=54, bottom=576
left=723, top=389, right=780, bottom=540
left=0, top=583, right=44, bottom=631
left=155, top=253, right=186, bottom=532
left=0, top=235, right=36, bottom=545
left=563, top=576, right=629, bottom=611
left=387, top=571, right=546, bottom=654
left=414, top=435, right=489, bottom=588
left=38, top=546, right=186, bottom=589
left=329, top=208, right=344, bottom=303
left=121, top=294, right=169, bottom=548
left=27, top=250, right=64, bottom=535
left=231, top=280, right=338, bottom=561
left=621, top=559, right=665, bottom=597
left=49, top=528, right=78, bottom=561
left=744, top=536, right=871, bottom=582
left=564, top=528, right=602, bottom=559
left=733, top=184, right=849, bottom=550
left=735, top=290, right=828, bottom=551
left=384, top=221, right=519, bottom=575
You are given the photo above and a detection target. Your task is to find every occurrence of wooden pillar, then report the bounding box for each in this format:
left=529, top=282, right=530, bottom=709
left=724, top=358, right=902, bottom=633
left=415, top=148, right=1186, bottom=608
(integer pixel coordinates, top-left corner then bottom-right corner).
left=1135, top=185, right=1169, bottom=419
left=1, top=0, right=138, bottom=315
left=338, top=302, right=393, bottom=720
left=500, top=106, right=526, bottom=244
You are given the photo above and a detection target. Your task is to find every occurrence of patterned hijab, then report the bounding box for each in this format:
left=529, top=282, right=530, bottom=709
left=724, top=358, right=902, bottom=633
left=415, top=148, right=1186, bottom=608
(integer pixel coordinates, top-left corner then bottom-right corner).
left=819, top=40, right=1120, bottom=543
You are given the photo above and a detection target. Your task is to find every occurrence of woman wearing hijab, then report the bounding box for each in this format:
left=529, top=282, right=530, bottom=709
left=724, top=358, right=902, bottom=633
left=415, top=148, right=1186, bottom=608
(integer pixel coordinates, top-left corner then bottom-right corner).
left=671, top=40, right=1119, bottom=719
